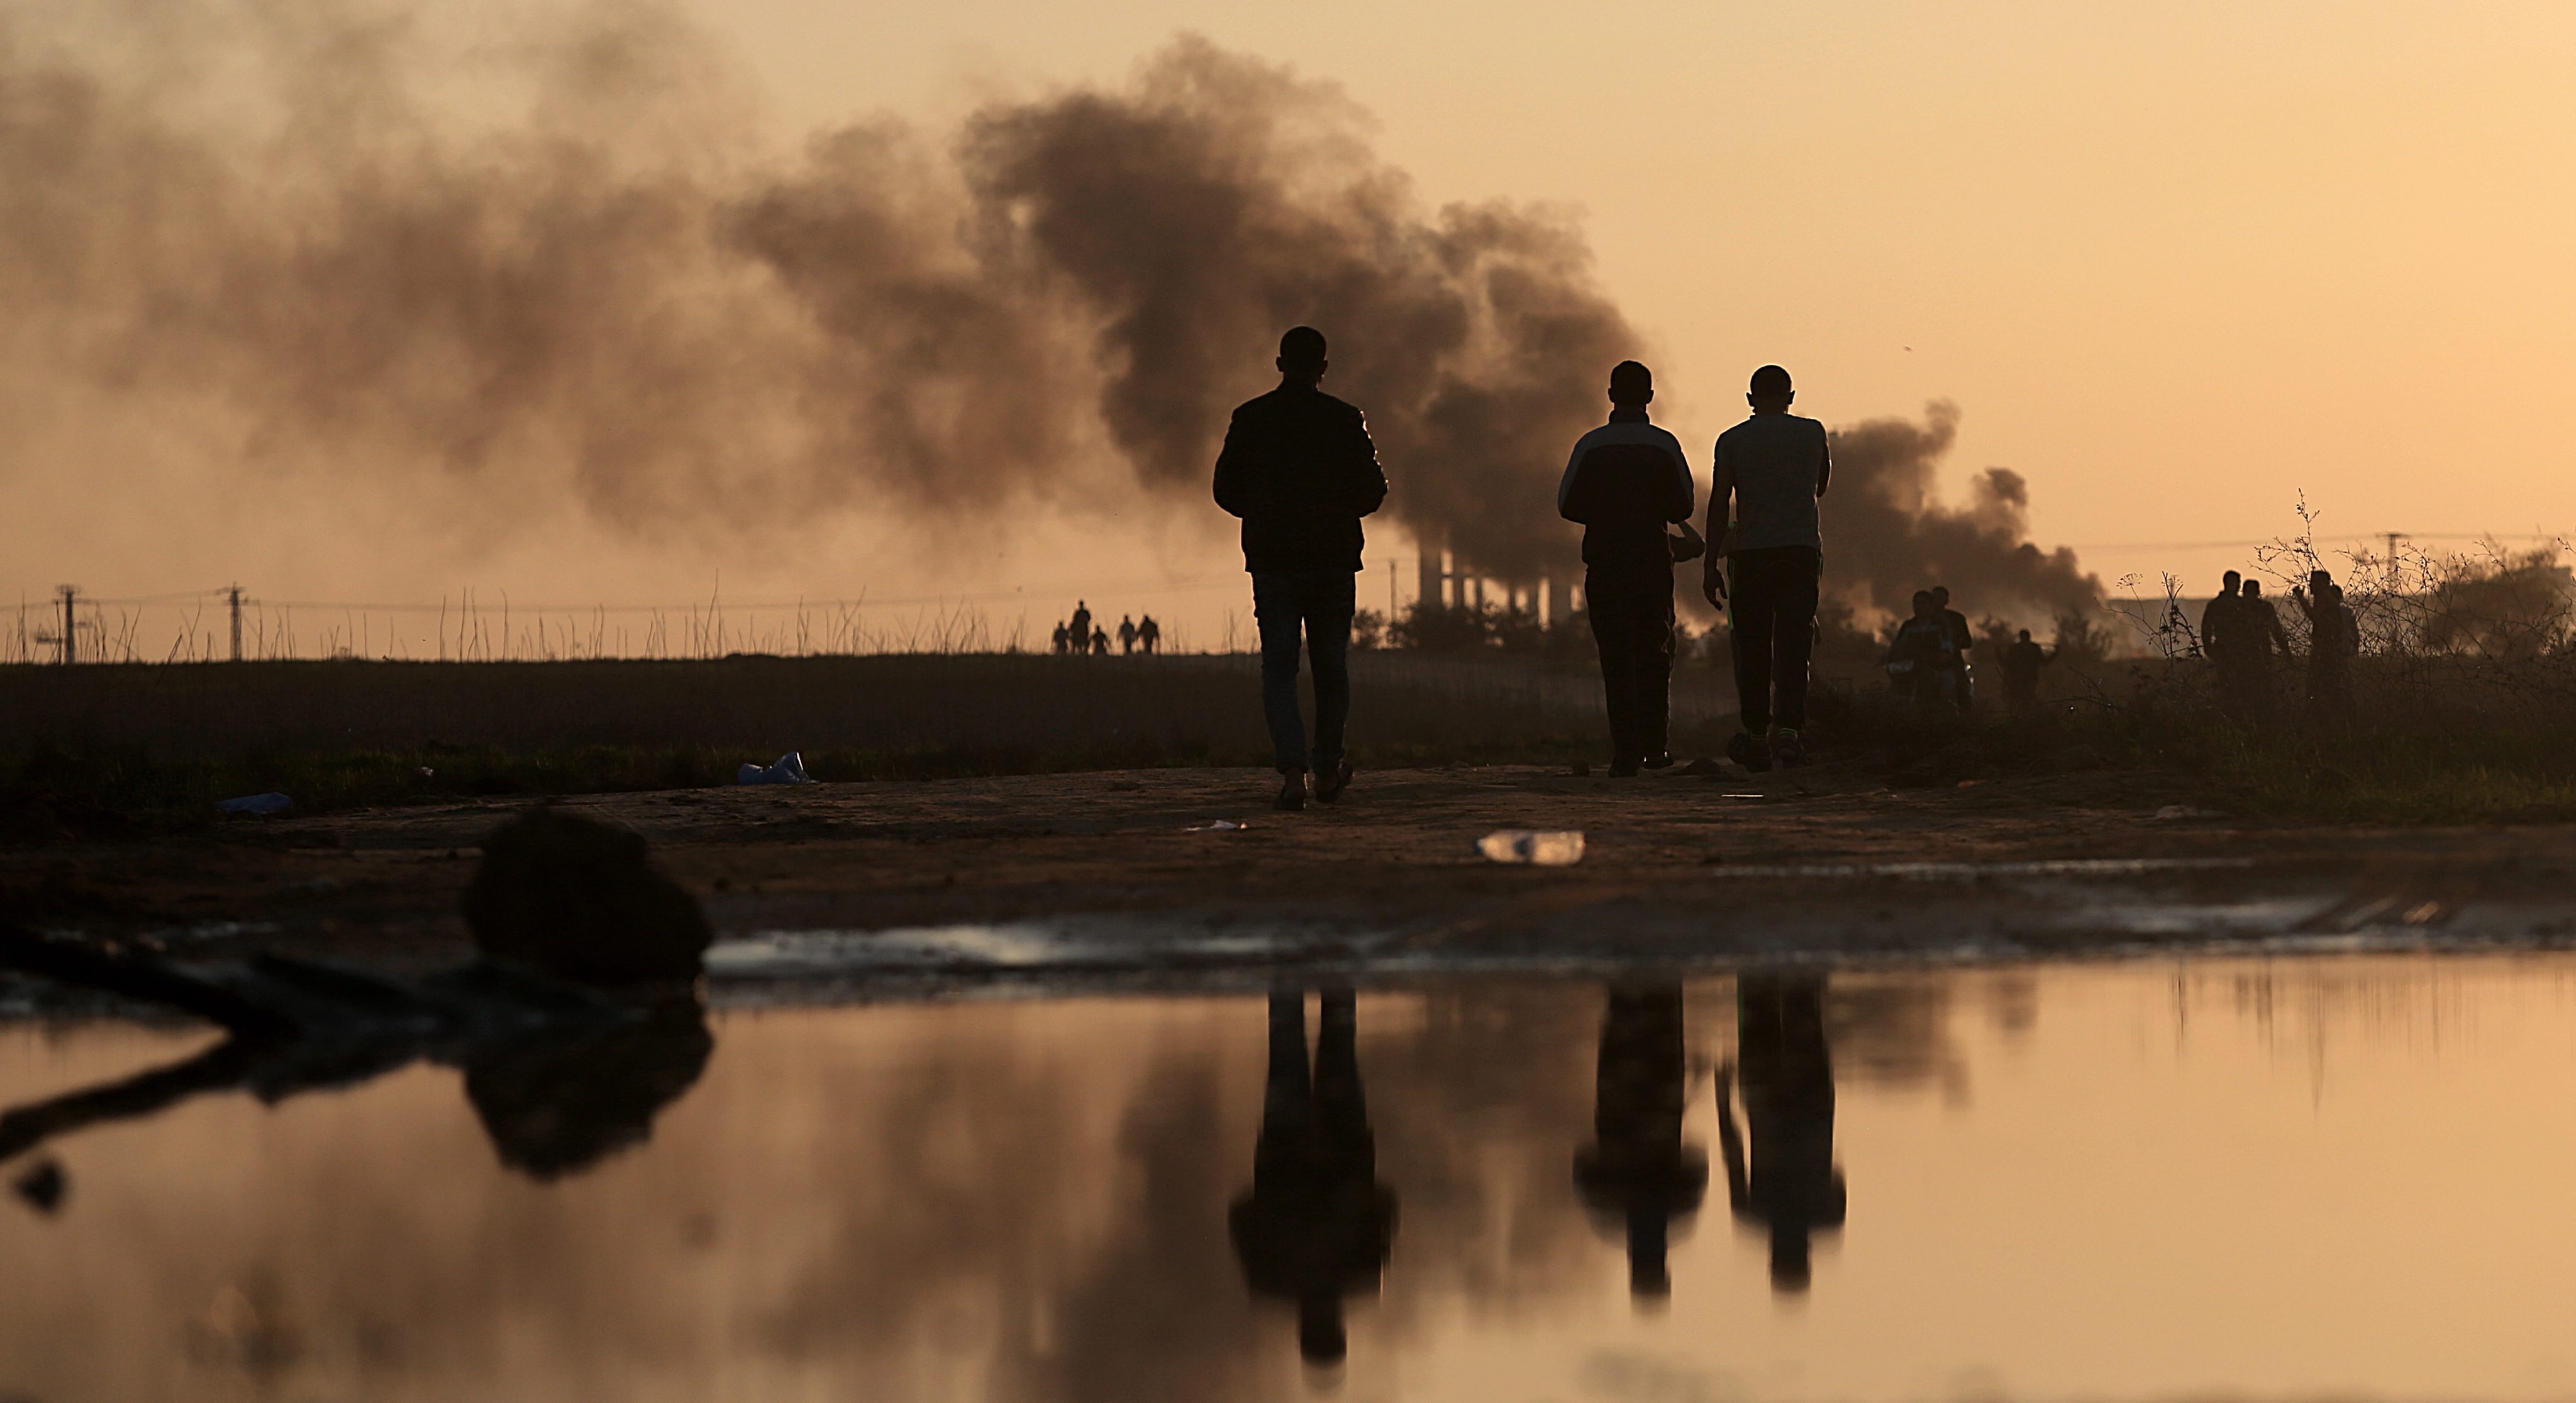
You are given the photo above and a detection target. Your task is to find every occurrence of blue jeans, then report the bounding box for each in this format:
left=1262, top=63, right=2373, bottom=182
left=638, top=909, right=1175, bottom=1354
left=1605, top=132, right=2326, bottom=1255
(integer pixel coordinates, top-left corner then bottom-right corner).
left=1252, top=571, right=1355, bottom=774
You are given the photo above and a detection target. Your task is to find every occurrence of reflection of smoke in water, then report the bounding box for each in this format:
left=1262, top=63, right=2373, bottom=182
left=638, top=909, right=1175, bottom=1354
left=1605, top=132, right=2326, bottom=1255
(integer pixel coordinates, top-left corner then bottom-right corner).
left=2, top=3, right=2090, bottom=614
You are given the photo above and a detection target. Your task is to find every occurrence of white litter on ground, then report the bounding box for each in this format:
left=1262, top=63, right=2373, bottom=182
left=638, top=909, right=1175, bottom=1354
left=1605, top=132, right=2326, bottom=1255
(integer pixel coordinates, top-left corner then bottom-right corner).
left=1478, top=831, right=1585, bottom=865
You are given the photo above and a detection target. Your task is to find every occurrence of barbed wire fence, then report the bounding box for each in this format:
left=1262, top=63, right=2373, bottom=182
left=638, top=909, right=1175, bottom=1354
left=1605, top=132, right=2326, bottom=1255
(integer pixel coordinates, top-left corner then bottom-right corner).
left=1, top=576, right=1260, bottom=665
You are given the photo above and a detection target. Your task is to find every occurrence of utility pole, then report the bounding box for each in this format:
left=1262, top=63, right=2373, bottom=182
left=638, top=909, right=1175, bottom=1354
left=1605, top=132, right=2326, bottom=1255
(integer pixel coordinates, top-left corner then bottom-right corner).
left=227, top=584, right=245, bottom=662
left=55, top=585, right=76, bottom=665
left=2385, top=532, right=2402, bottom=590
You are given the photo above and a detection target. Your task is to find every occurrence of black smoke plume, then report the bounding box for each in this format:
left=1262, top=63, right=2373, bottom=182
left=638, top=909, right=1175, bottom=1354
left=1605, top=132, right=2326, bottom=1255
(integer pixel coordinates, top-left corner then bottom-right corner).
left=1, top=3, right=2088, bottom=609
left=1825, top=401, right=2103, bottom=624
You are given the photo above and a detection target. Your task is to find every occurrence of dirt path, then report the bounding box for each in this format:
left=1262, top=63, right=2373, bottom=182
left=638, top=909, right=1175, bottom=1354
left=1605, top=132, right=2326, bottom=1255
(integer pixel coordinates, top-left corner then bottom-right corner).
left=12, top=763, right=2576, bottom=977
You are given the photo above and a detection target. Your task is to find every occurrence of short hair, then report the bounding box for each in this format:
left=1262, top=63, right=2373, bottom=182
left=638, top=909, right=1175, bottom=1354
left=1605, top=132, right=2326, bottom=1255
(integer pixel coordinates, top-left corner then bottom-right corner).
left=2223, top=569, right=2242, bottom=587
left=2018, top=629, right=2032, bottom=640
left=1279, top=326, right=1328, bottom=367
left=1609, top=360, right=1653, bottom=404
left=1931, top=585, right=1950, bottom=602
left=1911, top=589, right=1934, bottom=607
left=2242, top=579, right=2263, bottom=596
left=1750, top=364, right=1792, bottom=397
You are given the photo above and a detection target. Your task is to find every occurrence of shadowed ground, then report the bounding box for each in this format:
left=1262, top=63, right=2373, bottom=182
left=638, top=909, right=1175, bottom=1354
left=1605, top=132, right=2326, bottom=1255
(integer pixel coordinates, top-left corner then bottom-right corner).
left=9, top=762, right=2573, bottom=987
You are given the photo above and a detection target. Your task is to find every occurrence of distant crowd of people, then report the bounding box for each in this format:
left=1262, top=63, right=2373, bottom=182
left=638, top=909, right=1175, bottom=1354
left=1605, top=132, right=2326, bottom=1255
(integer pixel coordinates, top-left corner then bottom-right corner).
left=2200, top=567, right=2360, bottom=727
left=1237, top=977, right=1843, bottom=1370
left=1050, top=601, right=1161, bottom=656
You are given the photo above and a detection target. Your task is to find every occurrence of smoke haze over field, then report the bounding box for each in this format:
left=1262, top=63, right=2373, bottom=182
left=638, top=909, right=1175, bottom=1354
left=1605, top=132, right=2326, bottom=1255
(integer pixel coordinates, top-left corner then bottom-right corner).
left=1, top=0, right=2094, bottom=624
left=1826, top=402, right=2104, bottom=624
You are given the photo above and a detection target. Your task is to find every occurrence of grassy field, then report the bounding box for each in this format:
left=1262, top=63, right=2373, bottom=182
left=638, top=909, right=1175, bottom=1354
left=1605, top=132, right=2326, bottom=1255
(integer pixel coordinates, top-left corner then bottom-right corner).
left=7, top=649, right=2573, bottom=840
left=0, top=652, right=1743, bottom=839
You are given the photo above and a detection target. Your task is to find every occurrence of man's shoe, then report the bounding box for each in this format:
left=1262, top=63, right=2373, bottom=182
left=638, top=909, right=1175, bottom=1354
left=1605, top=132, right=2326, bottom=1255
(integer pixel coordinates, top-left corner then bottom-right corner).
left=1726, top=731, right=1774, bottom=774
left=1608, top=757, right=1641, bottom=778
left=1770, top=728, right=1807, bottom=767
left=1276, top=772, right=1308, bottom=811
left=1640, top=751, right=1675, bottom=770
left=1315, top=758, right=1355, bottom=804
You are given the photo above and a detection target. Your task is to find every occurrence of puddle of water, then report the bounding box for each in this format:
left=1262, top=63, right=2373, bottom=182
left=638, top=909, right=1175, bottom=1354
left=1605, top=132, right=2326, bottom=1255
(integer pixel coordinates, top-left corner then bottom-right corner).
left=8, top=953, right=2576, bottom=1400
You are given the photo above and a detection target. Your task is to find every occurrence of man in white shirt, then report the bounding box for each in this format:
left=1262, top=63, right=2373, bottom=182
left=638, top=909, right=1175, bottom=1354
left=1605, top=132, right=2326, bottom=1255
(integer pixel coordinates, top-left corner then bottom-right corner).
left=1702, top=365, right=1831, bottom=770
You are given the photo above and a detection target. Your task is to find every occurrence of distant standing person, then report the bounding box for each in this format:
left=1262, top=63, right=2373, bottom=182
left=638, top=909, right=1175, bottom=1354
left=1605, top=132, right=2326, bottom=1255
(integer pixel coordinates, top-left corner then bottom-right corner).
left=1704, top=365, right=1831, bottom=771
left=1069, top=600, right=1092, bottom=653
left=1930, top=585, right=1974, bottom=711
left=2200, top=570, right=2243, bottom=659
left=1138, top=614, right=1162, bottom=654
left=2224, top=579, right=2289, bottom=723
left=2001, top=629, right=2053, bottom=716
left=1558, top=360, right=1696, bottom=776
left=1091, top=624, right=1111, bottom=656
left=1052, top=620, right=1070, bottom=655
left=1118, top=614, right=1139, bottom=655
left=2302, top=581, right=2360, bottom=728
left=1213, top=326, right=1389, bottom=811
left=1884, top=591, right=1959, bottom=714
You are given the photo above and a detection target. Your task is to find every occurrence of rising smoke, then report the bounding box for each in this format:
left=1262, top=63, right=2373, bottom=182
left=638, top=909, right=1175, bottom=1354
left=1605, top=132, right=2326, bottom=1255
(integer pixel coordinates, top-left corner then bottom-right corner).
left=1, top=1, right=2092, bottom=618
left=1826, top=401, right=2104, bottom=624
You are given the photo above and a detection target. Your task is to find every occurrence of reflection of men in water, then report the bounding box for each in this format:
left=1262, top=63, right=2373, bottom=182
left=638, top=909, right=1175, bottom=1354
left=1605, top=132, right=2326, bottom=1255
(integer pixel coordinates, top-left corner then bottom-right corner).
left=1574, top=985, right=1707, bottom=1302
left=1230, top=988, right=1397, bottom=1366
left=1718, top=973, right=1845, bottom=1292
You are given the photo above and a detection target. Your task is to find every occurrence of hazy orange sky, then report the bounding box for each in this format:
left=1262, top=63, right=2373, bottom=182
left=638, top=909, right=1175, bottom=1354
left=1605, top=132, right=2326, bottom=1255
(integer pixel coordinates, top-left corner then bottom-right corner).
left=8, top=0, right=2573, bottom=646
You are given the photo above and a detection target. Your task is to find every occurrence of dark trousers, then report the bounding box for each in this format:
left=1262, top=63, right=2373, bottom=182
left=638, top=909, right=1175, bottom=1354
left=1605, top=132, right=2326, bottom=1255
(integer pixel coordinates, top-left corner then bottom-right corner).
left=1253, top=570, right=1355, bottom=774
left=1728, top=547, right=1821, bottom=733
left=1585, top=562, right=1676, bottom=763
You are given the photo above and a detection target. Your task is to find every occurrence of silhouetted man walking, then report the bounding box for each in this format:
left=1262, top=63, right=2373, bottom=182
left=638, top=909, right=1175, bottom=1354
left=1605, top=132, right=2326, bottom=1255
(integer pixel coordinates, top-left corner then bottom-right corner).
left=1069, top=601, right=1092, bottom=653
left=1574, top=983, right=1707, bottom=1302
left=1718, top=973, right=1846, bottom=1294
left=1214, top=326, right=1389, bottom=811
left=1231, top=987, right=1397, bottom=1369
left=1559, top=360, right=1697, bottom=775
left=1118, top=614, right=1138, bottom=655
left=1138, top=614, right=1161, bottom=654
left=1705, top=365, right=1830, bottom=772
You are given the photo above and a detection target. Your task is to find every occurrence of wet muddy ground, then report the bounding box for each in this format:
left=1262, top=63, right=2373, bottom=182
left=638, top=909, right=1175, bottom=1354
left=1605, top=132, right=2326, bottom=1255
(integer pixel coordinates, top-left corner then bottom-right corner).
left=9, top=763, right=2576, bottom=987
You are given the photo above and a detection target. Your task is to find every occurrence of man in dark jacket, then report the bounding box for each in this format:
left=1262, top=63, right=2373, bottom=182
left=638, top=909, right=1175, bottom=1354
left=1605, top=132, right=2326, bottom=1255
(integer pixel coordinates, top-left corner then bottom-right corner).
left=1214, top=327, right=1390, bottom=811
left=1559, top=360, right=1697, bottom=775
